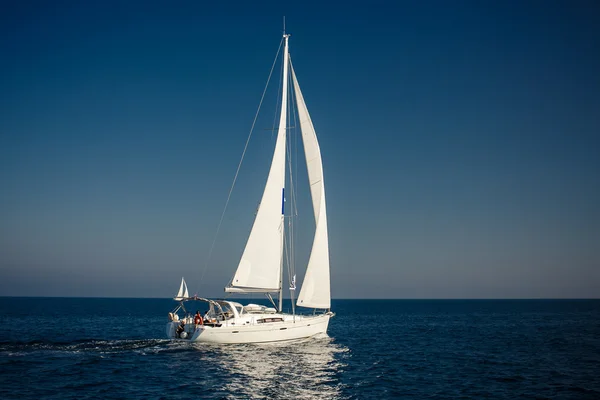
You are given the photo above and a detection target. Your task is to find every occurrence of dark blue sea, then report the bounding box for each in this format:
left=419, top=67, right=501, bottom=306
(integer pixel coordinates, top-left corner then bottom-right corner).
left=1, top=298, right=599, bottom=399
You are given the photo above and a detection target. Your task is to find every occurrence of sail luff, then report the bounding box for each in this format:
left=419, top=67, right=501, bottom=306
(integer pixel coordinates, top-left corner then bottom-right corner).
left=227, top=35, right=290, bottom=293
left=291, top=64, right=331, bottom=309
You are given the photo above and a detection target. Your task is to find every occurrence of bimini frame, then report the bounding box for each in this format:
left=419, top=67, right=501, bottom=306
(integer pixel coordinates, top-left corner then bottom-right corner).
left=169, top=297, right=227, bottom=320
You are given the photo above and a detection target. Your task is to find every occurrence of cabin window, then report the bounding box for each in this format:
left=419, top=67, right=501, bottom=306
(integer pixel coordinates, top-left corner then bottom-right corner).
left=256, top=317, right=284, bottom=324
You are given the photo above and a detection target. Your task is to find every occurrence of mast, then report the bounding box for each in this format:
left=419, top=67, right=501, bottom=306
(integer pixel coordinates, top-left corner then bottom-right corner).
left=278, top=33, right=290, bottom=312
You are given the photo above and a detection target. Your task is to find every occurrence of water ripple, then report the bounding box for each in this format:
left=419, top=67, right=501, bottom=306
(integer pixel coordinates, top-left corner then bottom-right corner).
left=1, top=299, right=599, bottom=399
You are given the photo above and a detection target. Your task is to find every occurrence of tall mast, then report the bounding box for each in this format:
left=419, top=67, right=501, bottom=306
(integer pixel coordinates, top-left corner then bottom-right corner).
left=278, top=33, right=290, bottom=312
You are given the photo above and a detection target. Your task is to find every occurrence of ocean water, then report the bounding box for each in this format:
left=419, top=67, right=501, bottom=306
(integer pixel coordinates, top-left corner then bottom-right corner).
left=0, top=298, right=599, bottom=399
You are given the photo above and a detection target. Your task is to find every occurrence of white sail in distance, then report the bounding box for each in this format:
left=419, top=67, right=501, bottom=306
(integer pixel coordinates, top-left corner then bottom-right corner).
left=291, top=63, right=331, bottom=309
left=226, top=35, right=291, bottom=293
left=174, top=277, right=189, bottom=301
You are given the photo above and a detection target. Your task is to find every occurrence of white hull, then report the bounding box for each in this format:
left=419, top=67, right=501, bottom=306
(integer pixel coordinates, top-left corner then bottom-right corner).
left=166, top=313, right=331, bottom=344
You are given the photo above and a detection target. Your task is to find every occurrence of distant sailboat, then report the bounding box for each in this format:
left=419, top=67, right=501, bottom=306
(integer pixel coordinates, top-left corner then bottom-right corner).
left=166, top=31, right=333, bottom=343
left=173, top=277, right=188, bottom=301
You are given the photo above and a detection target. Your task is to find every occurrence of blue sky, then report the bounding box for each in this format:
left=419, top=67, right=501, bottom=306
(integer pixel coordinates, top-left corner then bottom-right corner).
left=1, top=1, right=599, bottom=298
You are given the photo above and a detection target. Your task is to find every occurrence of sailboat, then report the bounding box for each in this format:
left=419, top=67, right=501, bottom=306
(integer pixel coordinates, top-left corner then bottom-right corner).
left=173, top=277, right=188, bottom=301
left=166, top=31, right=333, bottom=343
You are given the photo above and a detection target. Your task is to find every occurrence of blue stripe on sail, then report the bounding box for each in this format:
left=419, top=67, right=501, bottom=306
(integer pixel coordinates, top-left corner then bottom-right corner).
left=281, top=188, right=285, bottom=215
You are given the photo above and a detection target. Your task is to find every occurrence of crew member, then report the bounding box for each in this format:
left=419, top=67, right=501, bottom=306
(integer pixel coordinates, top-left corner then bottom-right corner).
left=176, top=320, right=185, bottom=336
left=194, top=311, right=203, bottom=327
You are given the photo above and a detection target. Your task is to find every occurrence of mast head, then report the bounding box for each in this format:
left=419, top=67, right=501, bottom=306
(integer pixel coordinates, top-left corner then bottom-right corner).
left=283, top=16, right=290, bottom=40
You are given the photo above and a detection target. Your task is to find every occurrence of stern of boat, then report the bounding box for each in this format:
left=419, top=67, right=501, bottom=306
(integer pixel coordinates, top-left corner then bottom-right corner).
left=166, top=321, right=178, bottom=339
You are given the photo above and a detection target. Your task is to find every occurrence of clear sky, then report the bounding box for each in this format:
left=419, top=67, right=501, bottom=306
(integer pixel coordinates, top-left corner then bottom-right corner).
left=1, top=1, right=599, bottom=298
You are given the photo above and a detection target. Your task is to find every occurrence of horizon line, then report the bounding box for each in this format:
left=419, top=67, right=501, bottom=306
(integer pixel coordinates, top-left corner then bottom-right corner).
left=1, top=296, right=598, bottom=300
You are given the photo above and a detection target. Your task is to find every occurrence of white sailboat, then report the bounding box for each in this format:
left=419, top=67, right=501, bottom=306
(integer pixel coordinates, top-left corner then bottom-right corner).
left=173, top=277, right=188, bottom=301
left=166, top=31, right=333, bottom=344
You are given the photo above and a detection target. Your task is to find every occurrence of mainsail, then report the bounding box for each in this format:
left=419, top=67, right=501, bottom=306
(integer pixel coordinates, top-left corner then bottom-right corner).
left=174, top=277, right=189, bottom=301
left=291, top=64, right=331, bottom=309
left=226, top=35, right=291, bottom=293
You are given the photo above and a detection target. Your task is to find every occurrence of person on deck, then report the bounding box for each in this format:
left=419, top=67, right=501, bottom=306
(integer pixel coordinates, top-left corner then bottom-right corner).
left=176, top=320, right=185, bottom=336
left=194, top=311, right=203, bottom=328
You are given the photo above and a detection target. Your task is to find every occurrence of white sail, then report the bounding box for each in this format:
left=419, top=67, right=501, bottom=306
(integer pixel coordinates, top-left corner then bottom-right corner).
left=226, top=35, right=291, bottom=293
left=291, top=64, right=331, bottom=309
left=174, top=277, right=189, bottom=300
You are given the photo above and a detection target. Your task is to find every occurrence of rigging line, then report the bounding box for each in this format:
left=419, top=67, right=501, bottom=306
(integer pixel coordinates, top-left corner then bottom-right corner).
left=286, top=67, right=298, bottom=291
left=285, top=61, right=296, bottom=286
left=290, top=66, right=298, bottom=280
left=285, top=68, right=298, bottom=283
left=199, top=38, right=285, bottom=287
left=284, top=58, right=294, bottom=285
left=289, top=60, right=299, bottom=290
left=285, top=59, right=292, bottom=279
left=288, top=58, right=300, bottom=218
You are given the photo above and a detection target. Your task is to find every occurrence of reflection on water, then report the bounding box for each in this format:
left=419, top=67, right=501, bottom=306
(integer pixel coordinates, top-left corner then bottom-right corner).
left=193, top=334, right=349, bottom=399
